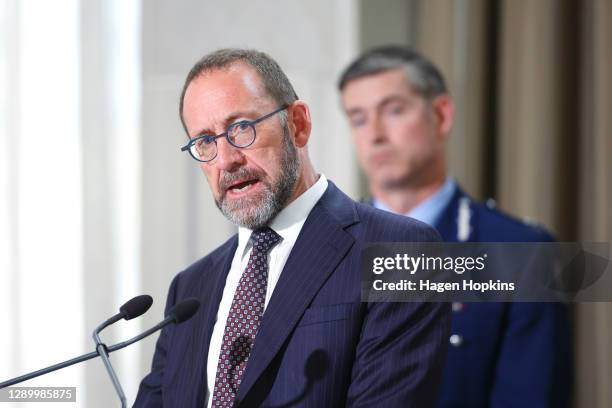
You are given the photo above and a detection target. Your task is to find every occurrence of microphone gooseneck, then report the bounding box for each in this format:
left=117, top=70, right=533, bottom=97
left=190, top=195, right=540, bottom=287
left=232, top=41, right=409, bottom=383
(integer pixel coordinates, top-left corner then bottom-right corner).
left=0, top=297, right=200, bottom=390
left=93, top=294, right=154, bottom=408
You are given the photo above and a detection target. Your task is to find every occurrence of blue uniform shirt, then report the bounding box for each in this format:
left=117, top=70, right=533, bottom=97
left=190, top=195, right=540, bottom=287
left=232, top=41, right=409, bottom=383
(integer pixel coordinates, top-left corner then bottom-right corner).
left=374, top=177, right=456, bottom=227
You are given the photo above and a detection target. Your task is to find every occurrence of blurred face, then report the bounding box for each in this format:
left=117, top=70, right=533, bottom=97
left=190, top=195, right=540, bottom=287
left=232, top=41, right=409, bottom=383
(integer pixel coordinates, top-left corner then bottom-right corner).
left=182, top=63, right=299, bottom=229
left=341, top=68, right=448, bottom=190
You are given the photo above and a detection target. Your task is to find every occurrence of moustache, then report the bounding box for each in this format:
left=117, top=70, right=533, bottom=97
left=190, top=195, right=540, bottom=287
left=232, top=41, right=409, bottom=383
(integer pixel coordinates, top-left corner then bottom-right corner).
left=218, top=167, right=266, bottom=193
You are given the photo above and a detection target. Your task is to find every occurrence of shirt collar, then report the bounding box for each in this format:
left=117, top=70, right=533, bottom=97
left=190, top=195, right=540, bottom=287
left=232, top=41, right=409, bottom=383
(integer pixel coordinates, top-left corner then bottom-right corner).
left=373, top=177, right=457, bottom=227
left=236, top=174, right=329, bottom=259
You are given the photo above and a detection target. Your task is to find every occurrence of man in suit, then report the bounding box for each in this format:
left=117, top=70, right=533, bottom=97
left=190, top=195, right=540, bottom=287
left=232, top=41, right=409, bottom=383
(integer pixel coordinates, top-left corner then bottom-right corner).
left=338, top=46, right=572, bottom=407
left=135, top=48, right=451, bottom=407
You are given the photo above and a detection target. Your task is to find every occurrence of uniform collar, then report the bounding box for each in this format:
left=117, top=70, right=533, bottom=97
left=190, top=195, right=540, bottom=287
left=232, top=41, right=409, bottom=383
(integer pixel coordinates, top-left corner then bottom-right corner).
left=373, top=177, right=457, bottom=227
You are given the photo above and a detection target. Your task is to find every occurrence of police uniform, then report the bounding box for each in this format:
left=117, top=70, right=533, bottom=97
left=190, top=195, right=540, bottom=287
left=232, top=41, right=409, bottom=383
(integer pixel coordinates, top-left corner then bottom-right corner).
left=372, top=179, right=572, bottom=408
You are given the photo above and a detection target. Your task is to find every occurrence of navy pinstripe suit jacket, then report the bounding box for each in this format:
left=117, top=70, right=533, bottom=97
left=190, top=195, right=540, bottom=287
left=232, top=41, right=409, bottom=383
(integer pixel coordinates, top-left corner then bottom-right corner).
left=135, top=181, right=451, bottom=407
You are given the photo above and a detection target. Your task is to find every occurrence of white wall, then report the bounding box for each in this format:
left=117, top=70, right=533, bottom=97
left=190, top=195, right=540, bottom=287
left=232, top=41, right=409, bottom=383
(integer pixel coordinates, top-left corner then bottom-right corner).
left=1, top=1, right=85, bottom=407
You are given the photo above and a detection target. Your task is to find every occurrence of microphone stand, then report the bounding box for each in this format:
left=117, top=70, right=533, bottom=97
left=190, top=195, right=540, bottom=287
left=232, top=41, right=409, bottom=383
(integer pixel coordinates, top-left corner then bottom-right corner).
left=93, top=316, right=128, bottom=408
left=0, top=316, right=172, bottom=390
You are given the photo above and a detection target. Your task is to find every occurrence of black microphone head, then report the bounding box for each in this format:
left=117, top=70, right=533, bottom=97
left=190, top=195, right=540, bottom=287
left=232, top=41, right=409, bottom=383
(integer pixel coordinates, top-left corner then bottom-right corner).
left=120, top=295, right=153, bottom=320
left=167, top=298, right=200, bottom=324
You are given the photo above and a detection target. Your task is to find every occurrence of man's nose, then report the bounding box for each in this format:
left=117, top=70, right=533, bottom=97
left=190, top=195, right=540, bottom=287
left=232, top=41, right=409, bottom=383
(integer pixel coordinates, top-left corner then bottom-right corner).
left=368, top=115, right=387, bottom=144
left=215, top=138, right=246, bottom=171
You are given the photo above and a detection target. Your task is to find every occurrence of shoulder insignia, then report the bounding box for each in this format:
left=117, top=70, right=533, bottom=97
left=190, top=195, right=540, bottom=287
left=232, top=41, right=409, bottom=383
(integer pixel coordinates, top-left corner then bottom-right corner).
left=522, top=216, right=542, bottom=228
left=457, top=197, right=472, bottom=242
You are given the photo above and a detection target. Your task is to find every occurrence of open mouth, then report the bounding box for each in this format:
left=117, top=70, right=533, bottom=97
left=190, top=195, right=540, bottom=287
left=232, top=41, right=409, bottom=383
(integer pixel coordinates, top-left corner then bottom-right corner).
left=226, top=179, right=260, bottom=194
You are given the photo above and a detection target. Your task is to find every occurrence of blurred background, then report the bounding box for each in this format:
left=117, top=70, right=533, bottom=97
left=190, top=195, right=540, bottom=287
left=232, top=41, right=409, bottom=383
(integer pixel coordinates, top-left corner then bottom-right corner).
left=1, top=0, right=610, bottom=406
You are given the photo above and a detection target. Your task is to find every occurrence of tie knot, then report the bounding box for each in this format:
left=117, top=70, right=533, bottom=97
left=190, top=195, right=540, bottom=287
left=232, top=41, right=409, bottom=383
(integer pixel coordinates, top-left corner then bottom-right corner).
left=250, top=227, right=281, bottom=254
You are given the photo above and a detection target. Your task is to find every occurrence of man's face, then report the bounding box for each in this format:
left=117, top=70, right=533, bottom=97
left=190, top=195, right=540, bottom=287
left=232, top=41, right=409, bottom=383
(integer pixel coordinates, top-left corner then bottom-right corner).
left=182, top=63, right=299, bottom=229
left=341, top=68, right=446, bottom=190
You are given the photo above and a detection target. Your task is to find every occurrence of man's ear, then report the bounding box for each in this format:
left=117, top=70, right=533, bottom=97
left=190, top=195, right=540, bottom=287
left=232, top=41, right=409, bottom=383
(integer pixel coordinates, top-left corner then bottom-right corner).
left=288, top=101, right=312, bottom=148
left=432, top=94, right=454, bottom=137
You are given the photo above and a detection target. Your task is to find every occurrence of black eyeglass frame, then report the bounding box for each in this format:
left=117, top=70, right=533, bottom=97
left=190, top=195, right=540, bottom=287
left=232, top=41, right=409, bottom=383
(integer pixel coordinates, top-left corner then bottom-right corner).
left=180, top=105, right=289, bottom=162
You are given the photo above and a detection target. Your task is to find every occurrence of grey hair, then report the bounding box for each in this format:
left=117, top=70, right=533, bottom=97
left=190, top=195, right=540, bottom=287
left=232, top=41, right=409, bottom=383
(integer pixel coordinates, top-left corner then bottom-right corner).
left=179, top=48, right=299, bottom=134
left=338, top=45, right=447, bottom=99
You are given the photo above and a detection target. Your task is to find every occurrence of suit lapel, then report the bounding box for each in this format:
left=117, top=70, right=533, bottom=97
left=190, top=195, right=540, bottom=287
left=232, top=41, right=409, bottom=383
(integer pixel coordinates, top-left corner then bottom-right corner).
left=237, top=182, right=359, bottom=402
left=182, top=236, right=237, bottom=407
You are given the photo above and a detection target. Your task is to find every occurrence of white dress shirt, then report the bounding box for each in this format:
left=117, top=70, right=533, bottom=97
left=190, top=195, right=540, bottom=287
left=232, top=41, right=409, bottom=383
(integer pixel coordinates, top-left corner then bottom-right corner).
left=205, top=174, right=329, bottom=407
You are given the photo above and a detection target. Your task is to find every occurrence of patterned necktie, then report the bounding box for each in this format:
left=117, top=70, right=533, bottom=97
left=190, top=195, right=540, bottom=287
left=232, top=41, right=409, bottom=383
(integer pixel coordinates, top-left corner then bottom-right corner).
left=211, top=227, right=281, bottom=407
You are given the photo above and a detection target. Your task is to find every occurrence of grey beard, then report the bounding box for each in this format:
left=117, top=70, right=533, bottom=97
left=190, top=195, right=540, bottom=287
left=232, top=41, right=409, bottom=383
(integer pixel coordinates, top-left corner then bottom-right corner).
left=216, top=129, right=300, bottom=230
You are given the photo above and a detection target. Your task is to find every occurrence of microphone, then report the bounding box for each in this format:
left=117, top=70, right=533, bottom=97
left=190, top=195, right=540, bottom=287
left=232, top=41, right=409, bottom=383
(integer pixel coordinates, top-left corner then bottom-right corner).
left=93, top=295, right=153, bottom=408
left=94, top=295, right=153, bottom=336
left=120, top=295, right=154, bottom=320
left=0, top=298, right=200, bottom=390
left=168, top=298, right=200, bottom=323
left=106, top=298, right=200, bottom=353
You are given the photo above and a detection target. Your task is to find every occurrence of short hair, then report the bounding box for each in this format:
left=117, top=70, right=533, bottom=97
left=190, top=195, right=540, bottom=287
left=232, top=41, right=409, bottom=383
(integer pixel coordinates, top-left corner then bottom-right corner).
left=179, top=48, right=299, bottom=134
left=338, top=45, right=448, bottom=99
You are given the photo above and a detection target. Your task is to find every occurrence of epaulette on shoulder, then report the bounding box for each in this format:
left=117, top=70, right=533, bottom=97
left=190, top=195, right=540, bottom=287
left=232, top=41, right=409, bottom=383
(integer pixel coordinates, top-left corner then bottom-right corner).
left=520, top=216, right=548, bottom=230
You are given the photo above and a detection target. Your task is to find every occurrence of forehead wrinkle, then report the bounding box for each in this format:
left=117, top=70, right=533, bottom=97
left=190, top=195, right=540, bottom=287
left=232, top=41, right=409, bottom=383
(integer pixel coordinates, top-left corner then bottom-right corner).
left=192, top=105, right=267, bottom=137
left=183, top=65, right=274, bottom=137
left=189, top=92, right=275, bottom=137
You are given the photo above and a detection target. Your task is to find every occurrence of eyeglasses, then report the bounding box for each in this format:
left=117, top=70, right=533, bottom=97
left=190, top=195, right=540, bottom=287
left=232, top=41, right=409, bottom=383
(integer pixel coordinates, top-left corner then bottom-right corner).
left=181, top=105, right=288, bottom=162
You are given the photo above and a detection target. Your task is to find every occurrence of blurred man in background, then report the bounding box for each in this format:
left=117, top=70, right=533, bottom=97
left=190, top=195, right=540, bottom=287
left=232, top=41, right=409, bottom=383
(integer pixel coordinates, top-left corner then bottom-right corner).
left=338, top=45, right=572, bottom=407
